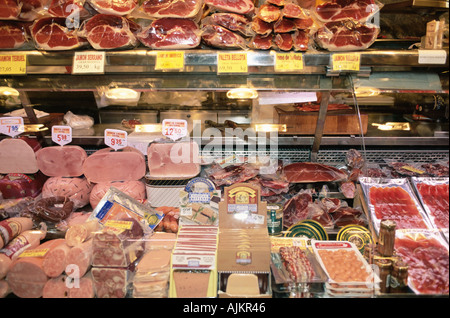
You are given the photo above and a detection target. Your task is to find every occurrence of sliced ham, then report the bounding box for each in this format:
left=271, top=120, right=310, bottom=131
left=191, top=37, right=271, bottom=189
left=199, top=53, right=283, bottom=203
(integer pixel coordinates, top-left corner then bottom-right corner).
left=82, top=147, right=146, bottom=183
left=283, top=162, right=348, bottom=183
left=36, top=146, right=87, bottom=177
left=65, top=220, right=100, bottom=247
left=147, top=141, right=200, bottom=180
left=0, top=137, right=40, bottom=174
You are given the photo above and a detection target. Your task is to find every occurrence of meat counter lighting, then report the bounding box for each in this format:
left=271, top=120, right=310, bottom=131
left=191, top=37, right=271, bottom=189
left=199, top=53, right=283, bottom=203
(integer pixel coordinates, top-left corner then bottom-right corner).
left=134, top=124, right=162, bottom=133
left=372, top=122, right=411, bottom=131
left=254, top=124, right=287, bottom=132
left=0, top=87, right=19, bottom=97
left=354, top=87, right=381, bottom=97
left=226, top=88, right=258, bottom=99
left=104, top=88, right=140, bottom=104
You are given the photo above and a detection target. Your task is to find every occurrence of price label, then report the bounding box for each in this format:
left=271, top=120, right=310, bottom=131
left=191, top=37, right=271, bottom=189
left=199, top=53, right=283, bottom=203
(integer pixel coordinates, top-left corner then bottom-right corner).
left=52, top=125, right=72, bottom=146
left=104, top=129, right=127, bottom=150
left=275, top=53, right=304, bottom=72
left=0, top=117, right=24, bottom=137
left=418, top=50, right=447, bottom=64
left=217, top=52, right=248, bottom=74
left=162, top=119, right=188, bottom=141
left=72, top=51, right=105, bottom=74
left=332, top=53, right=361, bottom=71
left=0, top=54, right=26, bottom=75
left=155, top=51, right=185, bottom=70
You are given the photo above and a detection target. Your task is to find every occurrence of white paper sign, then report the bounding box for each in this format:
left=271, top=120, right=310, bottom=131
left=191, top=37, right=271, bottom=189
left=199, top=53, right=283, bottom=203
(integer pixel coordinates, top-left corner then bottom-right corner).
left=162, top=119, right=188, bottom=141
left=418, top=50, right=447, bottom=65
left=52, top=125, right=72, bottom=146
left=104, top=129, right=127, bottom=150
left=0, top=116, right=24, bottom=137
left=72, top=51, right=105, bottom=74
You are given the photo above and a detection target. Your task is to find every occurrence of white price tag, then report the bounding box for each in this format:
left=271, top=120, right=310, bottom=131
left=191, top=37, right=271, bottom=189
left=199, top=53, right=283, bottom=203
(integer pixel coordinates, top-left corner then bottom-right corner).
left=180, top=206, right=193, bottom=217
left=162, top=119, right=188, bottom=141
left=104, top=129, right=127, bottom=150
left=52, top=125, right=72, bottom=146
left=0, top=116, right=24, bottom=137
left=418, top=50, right=447, bottom=64
left=72, top=51, right=105, bottom=74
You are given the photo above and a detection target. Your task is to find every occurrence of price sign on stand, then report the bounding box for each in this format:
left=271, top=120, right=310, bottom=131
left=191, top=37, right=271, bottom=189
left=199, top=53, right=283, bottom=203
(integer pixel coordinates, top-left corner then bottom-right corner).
left=72, top=51, right=106, bottom=74
left=275, top=53, right=304, bottom=72
left=217, top=52, right=248, bottom=74
left=0, top=117, right=24, bottom=137
left=0, top=54, right=26, bottom=75
left=104, top=129, right=127, bottom=150
left=162, top=119, right=188, bottom=141
left=332, top=53, right=361, bottom=71
left=155, top=51, right=185, bottom=70
left=52, top=125, right=72, bottom=146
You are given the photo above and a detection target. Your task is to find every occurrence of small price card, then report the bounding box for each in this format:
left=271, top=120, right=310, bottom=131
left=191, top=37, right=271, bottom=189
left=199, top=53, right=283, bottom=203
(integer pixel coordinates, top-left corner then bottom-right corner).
left=332, top=53, right=361, bottom=71
left=72, top=51, right=105, bottom=74
left=162, top=119, right=188, bottom=141
left=0, top=54, right=26, bottom=75
left=0, top=116, right=24, bottom=137
left=155, top=51, right=185, bottom=70
left=217, top=52, right=248, bottom=74
left=104, top=129, right=127, bottom=150
left=275, top=53, right=304, bottom=72
left=52, top=125, right=72, bottom=146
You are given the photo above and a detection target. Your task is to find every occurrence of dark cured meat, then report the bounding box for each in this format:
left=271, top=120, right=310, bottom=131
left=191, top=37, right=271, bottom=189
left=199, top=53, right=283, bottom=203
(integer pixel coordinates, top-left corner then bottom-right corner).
left=274, top=32, right=293, bottom=51
left=257, top=4, right=281, bottom=23
left=31, top=17, right=87, bottom=50
left=88, top=0, right=138, bottom=15
left=251, top=17, right=273, bottom=36
left=205, top=0, right=254, bottom=15
left=48, top=0, right=91, bottom=18
left=283, top=162, right=348, bottom=183
left=209, top=12, right=251, bottom=36
left=283, top=190, right=312, bottom=228
left=250, top=34, right=273, bottom=50
left=0, top=0, right=21, bottom=20
left=282, top=2, right=307, bottom=19
left=293, top=29, right=308, bottom=51
left=201, top=24, right=246, bottom=49
left=137, top=18, right=201, bottom=49
left=140, top=0, right=202, bottom=19
left=274, top=18, right=296, bottom=33
left=0, top=21, right=28, bottom=49
left=315, top=0, right=379, bottom=23
left=208, top=164, right=259, bottom=187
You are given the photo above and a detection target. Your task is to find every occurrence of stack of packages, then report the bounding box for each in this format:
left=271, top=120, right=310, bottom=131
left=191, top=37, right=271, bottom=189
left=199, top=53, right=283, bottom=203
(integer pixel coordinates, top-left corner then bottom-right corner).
left=312, top=0, right=382, bottom=51
left=131, top=232, right=177, bottom=298
left=82, top=146, right=147, bottom=210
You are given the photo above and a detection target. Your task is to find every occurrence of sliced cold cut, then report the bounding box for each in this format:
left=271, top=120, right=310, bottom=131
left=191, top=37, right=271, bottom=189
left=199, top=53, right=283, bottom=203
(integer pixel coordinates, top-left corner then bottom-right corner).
left=36, top=146, right=87, bottom=177
left=65, top=238, right=93, bottom=278
left=65, top=220, right=100, bottom=247
left=42, top=177, right=93, bottom=209
left=283, top=162, right=348, bottom=183
left=0, top=137, right=40, bottom=174
left=147, top=142, right=200, bottom=180
left=42, top=239, right=71, bottom=278
left=83, top=147, right=146, bottom=183
left=89, top=180, right=146, bottom=209
left=92, top=267, right=129, bottom=298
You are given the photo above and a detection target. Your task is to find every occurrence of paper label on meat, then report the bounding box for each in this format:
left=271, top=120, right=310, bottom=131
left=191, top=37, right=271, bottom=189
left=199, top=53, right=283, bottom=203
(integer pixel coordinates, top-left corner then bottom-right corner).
left=0, top=117, right=24, bottom=137
left=18, top=248, right=49, bottom=258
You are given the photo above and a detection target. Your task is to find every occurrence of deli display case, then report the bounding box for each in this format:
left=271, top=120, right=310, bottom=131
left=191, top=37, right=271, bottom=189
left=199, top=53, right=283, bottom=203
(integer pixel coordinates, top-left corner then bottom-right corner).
left=0, top=0, right=448, bottom=299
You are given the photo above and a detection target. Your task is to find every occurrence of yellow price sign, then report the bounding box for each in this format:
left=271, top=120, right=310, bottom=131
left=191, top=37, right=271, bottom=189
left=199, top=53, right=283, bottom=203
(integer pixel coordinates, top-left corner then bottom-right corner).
left=0, top=54, right=26, bottom=75
left=332, top=53, right=361, bottom=71
left=275, top=52, right=304, bottom=72
left=155, top=51, right=185, bottom=70
left=217, top=52, right=248, bottom=74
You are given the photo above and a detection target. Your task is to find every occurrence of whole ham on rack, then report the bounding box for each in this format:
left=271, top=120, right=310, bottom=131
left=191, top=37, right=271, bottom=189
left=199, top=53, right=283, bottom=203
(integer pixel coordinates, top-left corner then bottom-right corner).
left=137, top=0, right=203, bottom=19
left=87, top=0, right=138, bottom=16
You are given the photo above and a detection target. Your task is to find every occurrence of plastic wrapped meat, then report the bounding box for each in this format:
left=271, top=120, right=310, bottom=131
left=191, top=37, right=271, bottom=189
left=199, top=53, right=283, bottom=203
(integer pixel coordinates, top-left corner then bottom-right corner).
left=315, top=0, right=382, bottom=23
left=87, top=0, right=138, bottom=16
left=138, top=0, right=203, bottom=19
left=204, top=0, right=255, bottom=15
left=283, top=189, right=313, bottom=228
left=147, top=141, right=200, bottom=180
left=206, top=163, right=259, bottom=187
left=89, top=180, right=146, bottom=209
left=48, top=0, right=91, bottom=19
left=137, top=18, right=201, bottom=49
left=201, top=24, right=247, bottom=49
left=413, top=178, right=449, bottom=229
left=204, top=12, right=251, bottom=36
left=0, top=21, right=29, bottom=49
left=283, top=162, right=348, bottom=183
left=0, top=172, right=47, bottom=199
left=257, top=4, right=281, bottom=23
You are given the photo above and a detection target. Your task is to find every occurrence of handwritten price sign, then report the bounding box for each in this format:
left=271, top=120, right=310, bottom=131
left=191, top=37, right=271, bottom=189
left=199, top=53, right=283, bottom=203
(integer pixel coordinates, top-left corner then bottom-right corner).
left=0, top=117, right=24, bottom=137
left=52, top=125, right=72, bottom=146
left=162, top=119, right=188, bottom=141
left=104, top=129, right=127, bottom=150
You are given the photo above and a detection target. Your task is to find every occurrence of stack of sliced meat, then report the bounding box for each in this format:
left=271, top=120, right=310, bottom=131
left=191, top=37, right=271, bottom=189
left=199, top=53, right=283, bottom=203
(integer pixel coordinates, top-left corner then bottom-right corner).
left=251, top=0, right=315, bottom=51
left=313, top=0, right=381, bottom=51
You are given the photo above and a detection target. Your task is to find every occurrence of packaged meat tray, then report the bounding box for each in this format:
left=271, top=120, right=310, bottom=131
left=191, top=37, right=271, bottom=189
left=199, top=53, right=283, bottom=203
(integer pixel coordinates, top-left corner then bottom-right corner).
left=411, top=177, right=449, bottom=230
left=312, top=240, right=381, bottom=295
left=394, top=229, right=449, bottom=295
left=359, top=177, right=434, bottom=234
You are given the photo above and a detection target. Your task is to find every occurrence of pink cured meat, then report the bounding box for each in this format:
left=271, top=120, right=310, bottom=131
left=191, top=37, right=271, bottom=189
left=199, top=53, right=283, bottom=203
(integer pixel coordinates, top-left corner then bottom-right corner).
left=31, top=17, right=87, bottom=50
left=208, top=12, right=251, bottom=36
left=82, top=146, right=146, bottom=183
left=42, top=239, right=71, bottom=278
left=250, top=34, right=273, bottom=50
left=92, top=267, right=128, bottom=298
left=282, top=2, right=308, bottom=19
left=137, top=18, right=201, bottom=50
left=201, top=24, right=246, bottom=49
left=48, top=0, right=91, bottom=18
left=0, top=21, right=28, bottom=49
left=42, top=177, right=93, bottom=209
left=68, top=273, right=95, bottom=298
left=205, top=0, right=255, bottom=15
left=416, top=183, right=449, bottom=229
left=284, top=162, right=348, bottom=183
left=315, top=0, right=380, bottom=23
left=139, top=0, right=203, bottom=19
left=65, top=238, right=93, bottom=278
left=257, top=4, right=281, bottom=23
left=274, top=33, right=293, bottom=51
left=0, top=172, right=47, bottom=199
left=36, top=146, right=87, bottom=177
left=315, top=20, right=379, bottom=51
left=42, top=275, right=69, bottom=298
left=88, top=0, right=138, bottom=15
left=251, top=17, right=273, bottom=36
left=80, top=14, right=140, bottom=50
left=293, top=29, right=309, bottom=51
left=0, top=0, right=21, bottom=20
left=274, top=18, right=296, bottom=33
left=89, top=180, right=146, bottom=209
left=0, top=137, right=40, bottom=174
left=147, top=141, right=200, bottom=180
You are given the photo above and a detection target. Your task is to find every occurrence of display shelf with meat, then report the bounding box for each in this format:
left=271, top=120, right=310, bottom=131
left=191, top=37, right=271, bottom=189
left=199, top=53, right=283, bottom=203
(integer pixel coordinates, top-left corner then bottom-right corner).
left=0, top=0, right=21, bottom=20
left=88, top=0, right=138, bottom=16
left=0, top=21, right=31, bottom=50
left=412, top=177, right=449, bottom=230
left=395, top=230, right=449, bottom=295
left=314, top=0, right=382, bottom=23
left=360, top=177, right=433, bottom=233
left=47, top=0, right=92, bottom=19
left=136, top=0, right=203, bottom=19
